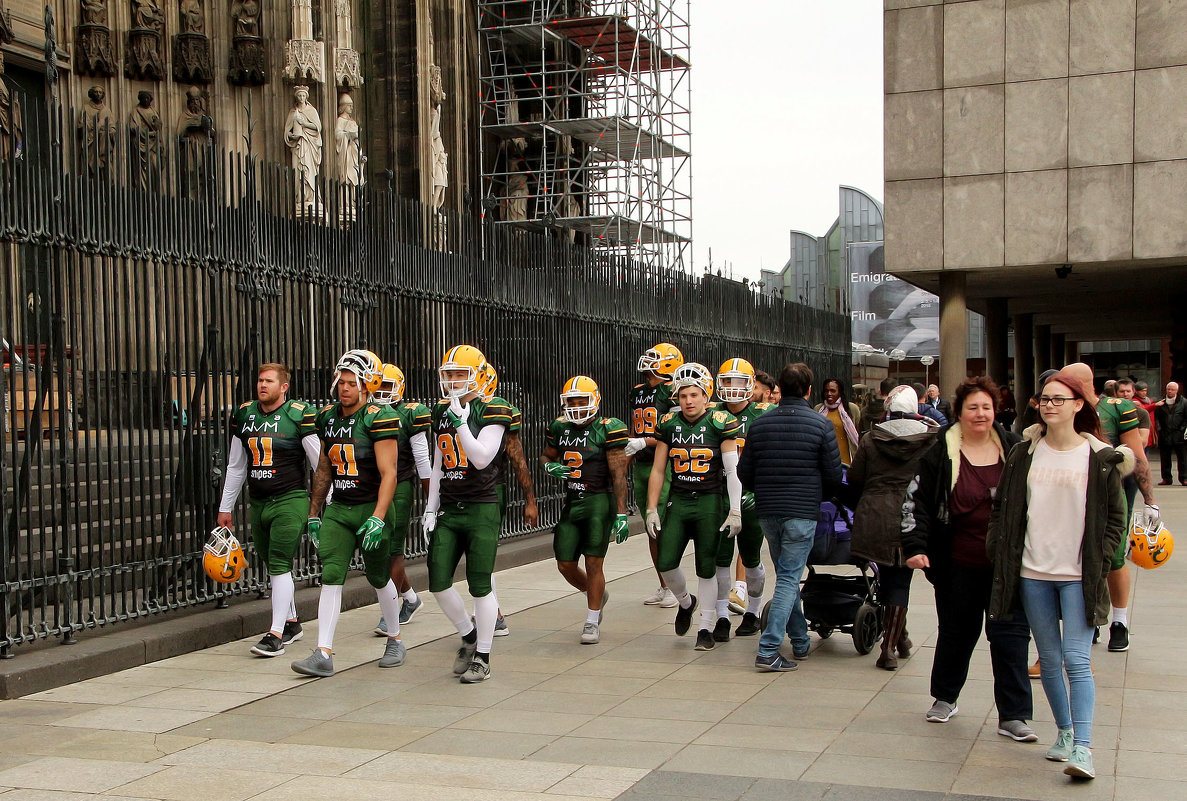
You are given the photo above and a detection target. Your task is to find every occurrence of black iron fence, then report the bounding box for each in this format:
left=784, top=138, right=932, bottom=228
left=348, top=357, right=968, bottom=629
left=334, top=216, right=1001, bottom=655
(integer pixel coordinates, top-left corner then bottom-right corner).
left=0, top=92, right=847, bottom=656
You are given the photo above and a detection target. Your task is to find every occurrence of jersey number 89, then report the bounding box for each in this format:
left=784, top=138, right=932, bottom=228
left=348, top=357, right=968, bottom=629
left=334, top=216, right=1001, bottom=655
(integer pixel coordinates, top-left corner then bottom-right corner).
left=632, top=407, right=657, bottom=435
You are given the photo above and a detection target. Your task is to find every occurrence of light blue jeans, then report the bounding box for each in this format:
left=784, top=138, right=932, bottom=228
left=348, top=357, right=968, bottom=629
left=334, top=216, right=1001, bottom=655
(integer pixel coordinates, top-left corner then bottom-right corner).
left=1019, top=578, right=1095, bottom=747
left=758, top=516, right=815, bottom=657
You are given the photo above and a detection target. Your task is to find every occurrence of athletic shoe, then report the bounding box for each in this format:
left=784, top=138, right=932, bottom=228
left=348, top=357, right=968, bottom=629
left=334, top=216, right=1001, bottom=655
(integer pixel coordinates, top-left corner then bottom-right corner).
left=281, top=621, right=303, bottom=645
left=373, top=618, right=388, bottom=637
left=735, top=612, right=761, bottom=637
left=460, top=658, right=491, bottom=683
left=453, top=641, right=477, bottom=675
left=694, top=629, right=715, bottom=651
left=754, top=652, right=797, bottom=672
left=712, top=617, right=731, bottom=643
left=378, top=638, right=406, bottom=668
left=674, top=594, right=696, bottom=636
left=728, top=587, right=746, bottom=615
left=598, top=590, right=610, bottom=625
left=398, top=596, right=423, bottom=625
left=997, top=720, right=1038, bottom=742
left=250, top=633, right=284, bottom=657
left=493, top=615, right=509, bottom=637
left=643, top=587, right=667, bottom=605
left=581, top=622, right=600, bottom=644
left=1028, top=659, right=1041, bottom=679
left=792, top=647, right=810, bottom=661
left=1108, top=622, right=1129, bottom=652
left=1063, top=745, right=1095, bottom=779
left=1046, top=728, right=1075, bottom=762
left=925, top=700, right=958, bottom=722
left=291, top=649, right=334, bottom=678
left=659, top=588, right=678, bottom=608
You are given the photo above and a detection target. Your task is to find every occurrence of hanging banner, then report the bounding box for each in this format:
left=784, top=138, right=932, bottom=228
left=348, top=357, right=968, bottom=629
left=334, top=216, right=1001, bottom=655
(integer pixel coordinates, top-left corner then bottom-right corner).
left=848, top=242, right=939, bottom=359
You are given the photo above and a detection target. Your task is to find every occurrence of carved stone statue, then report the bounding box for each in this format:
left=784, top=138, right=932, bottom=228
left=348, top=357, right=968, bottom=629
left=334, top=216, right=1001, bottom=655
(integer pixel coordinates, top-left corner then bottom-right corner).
left=228, top=0, right=267, bottom=85
left=128, top=90, right=162, bottom=181
left=0, top=52, right=21, bottom=162
left=335, top=93, right=364, bottom=185
left=503, top=162, right=528, bottom=222
left=332, top=0, right=362, bottom=87
left=428, top=64, right=448, bottom=212
left=126, top=0, right=166, bottom=81
left=75, top=0, right=117, bottom=77
left=285, top=85, right=323, bottom=207
left=0, top=0, right=14, bottom=45
left=177, top=85, right=214, bottom=146
left=173, top=0, right=213, bottom=83
left=77, top=84, right=116, bottom=172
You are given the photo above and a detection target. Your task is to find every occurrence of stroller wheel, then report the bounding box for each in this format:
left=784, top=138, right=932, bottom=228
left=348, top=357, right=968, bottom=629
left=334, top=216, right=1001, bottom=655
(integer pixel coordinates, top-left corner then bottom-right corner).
left=854, top=602, right=881, bottom=655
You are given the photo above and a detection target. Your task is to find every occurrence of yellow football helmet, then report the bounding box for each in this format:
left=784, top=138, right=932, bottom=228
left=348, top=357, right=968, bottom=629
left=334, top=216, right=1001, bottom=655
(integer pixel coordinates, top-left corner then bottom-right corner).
left=479, top=363, right=498, bottom=403
left=373, top=363, right=405, bottom=405
left=439, top=345, right=488, bottom=399
left=670, top=362, right=713, bottom=399
left=717, top=358, right=756, bottom=403
left=561, top=375, right=601, bottom=425
left=637, top=343, right=684, bottom=378
left=333, top=349, right=383, bottom=394
left=1129, top=517, right=1173, bottom=570
left=203, top=526, right=246, bottom=584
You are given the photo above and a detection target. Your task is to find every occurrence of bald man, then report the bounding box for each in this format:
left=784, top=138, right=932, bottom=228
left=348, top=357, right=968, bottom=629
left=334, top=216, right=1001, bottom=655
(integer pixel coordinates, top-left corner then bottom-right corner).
left=1063, top=362, right=1157, bottom=654
left=1155, top=382, right=1187, bottom=485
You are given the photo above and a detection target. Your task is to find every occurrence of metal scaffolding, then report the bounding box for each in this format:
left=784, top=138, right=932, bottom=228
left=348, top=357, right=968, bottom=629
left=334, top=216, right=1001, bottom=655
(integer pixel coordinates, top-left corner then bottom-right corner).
left=478, top=0, right=692, bottom=270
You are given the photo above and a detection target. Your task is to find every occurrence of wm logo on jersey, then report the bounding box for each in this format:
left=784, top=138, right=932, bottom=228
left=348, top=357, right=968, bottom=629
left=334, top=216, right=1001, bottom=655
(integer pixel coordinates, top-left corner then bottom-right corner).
left=669, top=432, right=705, bottom=445
left=558, top=433, right=588, bottom=447
left=324, top=421, right=354, bottom=439
left=241, top=419, right=281, bottom=434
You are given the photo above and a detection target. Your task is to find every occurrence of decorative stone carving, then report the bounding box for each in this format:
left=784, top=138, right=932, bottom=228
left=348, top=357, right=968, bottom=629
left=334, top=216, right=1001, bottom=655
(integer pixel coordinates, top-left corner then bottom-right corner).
left=75, top=0, right=117, bottom=77
left=77, top=84, right=116, bottom=172
left=173, top=0, right=212, bottom=84
left=125, top=0, right=165, bottom=81
left=284, top=0, right=325, bottom=83
left=335, top=92, right=364, bottom=184
left=177, top=85, right=214, bottom=145
left=504, top=164, right=528, bottom=222
left=332, top=0, right=362, bottom=88
left=0, top=0, right=13, bottom=46
left=284, top=85, right=322, bottom=209
left=0, top=52, right=23, bottom=162
left=228, top=0, right=267, bottom=86
left=428, top=64, right=448, bottom=212
left=128, top=89, right=162, bottom=182
left=177, top=86, right=214, bottom=193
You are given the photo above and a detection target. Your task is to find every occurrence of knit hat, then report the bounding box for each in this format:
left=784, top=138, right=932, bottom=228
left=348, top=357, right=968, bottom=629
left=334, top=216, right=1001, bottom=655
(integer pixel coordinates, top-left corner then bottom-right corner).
left=886, top=385, right=919, bottom=416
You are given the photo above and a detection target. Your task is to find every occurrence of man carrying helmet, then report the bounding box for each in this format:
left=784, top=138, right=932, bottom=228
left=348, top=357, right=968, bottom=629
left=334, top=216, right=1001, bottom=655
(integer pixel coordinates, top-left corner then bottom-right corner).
left=217, top=362, right=320, bottom=658
left=291, top=350, right=405, bottom=678
left=541, top=376, right=631, bottom=644
left=628, top=343, right=682, bottom=607
left=423, top=345, right=513, bottom=683
left=646, top=362, right=743, bottom=651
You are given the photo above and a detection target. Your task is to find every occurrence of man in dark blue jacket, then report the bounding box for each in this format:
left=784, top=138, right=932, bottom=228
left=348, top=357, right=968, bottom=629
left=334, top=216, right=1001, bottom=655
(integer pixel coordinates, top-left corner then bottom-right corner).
left=739, top=362, right=843, bottom=671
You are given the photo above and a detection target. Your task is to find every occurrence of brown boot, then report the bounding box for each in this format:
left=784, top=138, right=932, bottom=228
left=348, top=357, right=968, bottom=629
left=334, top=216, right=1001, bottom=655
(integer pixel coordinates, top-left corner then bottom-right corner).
left=876, top=605, right=908, bottom=671
left=898, top=624, right=914, bottom=659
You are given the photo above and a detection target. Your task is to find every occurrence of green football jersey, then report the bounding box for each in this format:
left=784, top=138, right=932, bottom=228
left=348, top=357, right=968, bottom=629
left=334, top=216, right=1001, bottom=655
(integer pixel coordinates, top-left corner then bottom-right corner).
left=629, top=380, right=676, bottom=464
left=431, top=397, right=513, bottom=503
left=654, top=408, right=740, bottom=495
left=315, top=402, right=401, bottom=506
left=545, top=415, right=629, bottom=495
left=232, top=399, right=317, bottom=499
left=722, top=401, right=772, bottom=453
left=391, top=401, right=432, bottom=484
left=1097, top=397, right=1139, bottom=447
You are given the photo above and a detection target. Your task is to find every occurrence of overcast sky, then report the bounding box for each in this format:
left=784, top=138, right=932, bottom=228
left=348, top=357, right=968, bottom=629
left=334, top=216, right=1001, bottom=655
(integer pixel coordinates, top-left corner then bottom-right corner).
left=689, top=1, right=884, bottom=281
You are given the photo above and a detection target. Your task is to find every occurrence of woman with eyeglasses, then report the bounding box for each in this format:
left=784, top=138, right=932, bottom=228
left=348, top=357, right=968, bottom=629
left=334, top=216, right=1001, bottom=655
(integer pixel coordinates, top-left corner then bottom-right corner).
left=986, top=372, right=1129, bottom=780
left=902, top=377, right=1035, bottom=742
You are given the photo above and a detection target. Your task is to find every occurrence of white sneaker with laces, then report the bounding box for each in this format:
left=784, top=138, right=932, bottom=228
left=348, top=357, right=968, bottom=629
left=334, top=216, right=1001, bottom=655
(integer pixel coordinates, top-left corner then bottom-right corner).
left=581, top=622, right=600, bottom=644
left=658, top=588, right=678, bottom=608
left=643, top=587, right=667, bottom=605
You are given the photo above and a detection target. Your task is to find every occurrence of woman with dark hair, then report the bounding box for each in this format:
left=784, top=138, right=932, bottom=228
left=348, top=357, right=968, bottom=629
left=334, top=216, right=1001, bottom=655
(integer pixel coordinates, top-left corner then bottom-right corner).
left=815, top=377, right=861, bottom=466
left=987, top=371, right=1129, bottom=780
left=902, top=377, right=1037, bottom=742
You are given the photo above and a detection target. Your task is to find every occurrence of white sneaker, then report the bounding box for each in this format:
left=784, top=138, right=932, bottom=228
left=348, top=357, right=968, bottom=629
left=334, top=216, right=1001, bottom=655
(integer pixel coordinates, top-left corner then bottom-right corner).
left=581, top=622, right=600, bottom=644
left=643, top=587, right=667, bottom=605
left=658, top=588, right=678, bottom=608
left=728, top=587, right=746, bottom=615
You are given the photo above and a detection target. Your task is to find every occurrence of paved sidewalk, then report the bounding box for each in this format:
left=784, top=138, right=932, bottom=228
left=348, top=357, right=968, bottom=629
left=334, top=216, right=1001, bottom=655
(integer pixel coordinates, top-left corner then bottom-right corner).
left=1, top=492, right=1185, bottom=801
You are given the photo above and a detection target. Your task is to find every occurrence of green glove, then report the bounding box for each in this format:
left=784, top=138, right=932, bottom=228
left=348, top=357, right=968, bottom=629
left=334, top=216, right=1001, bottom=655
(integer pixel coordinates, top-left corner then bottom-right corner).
left=544, top=462, right=573, bottom=479
left=741, top=492, right=756, bottom=511
left=611, top=514, right=629, bottom=544
left=358, top=516, right=386, bottom=551
left=305, top=517, right=321, bottom=548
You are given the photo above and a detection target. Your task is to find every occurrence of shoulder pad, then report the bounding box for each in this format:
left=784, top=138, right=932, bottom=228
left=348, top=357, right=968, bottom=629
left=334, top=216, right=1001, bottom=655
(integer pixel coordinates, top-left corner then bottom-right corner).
left=238, top=401, right=253, bottom=409
left=601, top=418, right=612, bottom=425
left=659, top=411, right=675, bottom=424
left=555, top=416, right=567, bottom=424
left=285, top=401, right=309, bottom=423
left=290, top=401, right=306, bottom=411
left=713, top=410, right=729, bottom=424
left=756, top=402, right=771, bottom=410
left=634, top=383, right=645, bottom=390
left=320, top=403, right=335, bottom=414
left=367, top=405, right=381, bottom=414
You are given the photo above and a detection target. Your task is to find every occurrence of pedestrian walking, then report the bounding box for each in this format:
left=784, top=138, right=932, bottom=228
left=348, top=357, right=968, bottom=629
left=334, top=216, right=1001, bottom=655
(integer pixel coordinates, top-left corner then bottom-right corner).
left=1155, top=382, right=1187, bottom=485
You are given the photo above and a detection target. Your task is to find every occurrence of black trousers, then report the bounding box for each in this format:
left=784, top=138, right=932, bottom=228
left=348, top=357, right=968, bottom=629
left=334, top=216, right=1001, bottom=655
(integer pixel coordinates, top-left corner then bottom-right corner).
left=1159, top=440, right=1187, bottom=482
left=930, top=563, right=1033, bottom=721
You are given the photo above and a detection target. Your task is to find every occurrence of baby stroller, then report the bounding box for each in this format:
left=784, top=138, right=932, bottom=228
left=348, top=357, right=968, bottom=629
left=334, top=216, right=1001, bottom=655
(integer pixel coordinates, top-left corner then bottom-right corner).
left=761, top=496, right=883, bottom=655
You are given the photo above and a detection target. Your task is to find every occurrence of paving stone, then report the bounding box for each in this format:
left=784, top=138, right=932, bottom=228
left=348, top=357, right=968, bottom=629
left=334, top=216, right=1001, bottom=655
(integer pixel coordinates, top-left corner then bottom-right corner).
left=628, top=769, right=756, bottom=799
left=0, top=756, right=164, bottom=793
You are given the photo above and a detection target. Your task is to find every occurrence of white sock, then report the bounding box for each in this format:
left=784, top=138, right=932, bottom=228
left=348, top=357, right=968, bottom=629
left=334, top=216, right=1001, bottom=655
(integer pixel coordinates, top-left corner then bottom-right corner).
left=660, top=568, right=688, bottom=600
left=474, top=592, right=499, bottom=654
left=288, top=598, right=298, bottom=621
left=734, top=580, right=747, bottom=597
left=746, top=593, right=762, bottom=615
left=745, top=564, right=766, bottom=614
left=586, top=609, right=600, bottom=625
left=402, top=587, right=419, bottom=604
left=434, top=587, right=474, bottom=636
left=376, top=580, right=401, bottom=638
left=699, top=576, right=717, bottom=629
left=269, top=572, right=295, bottom=635
left=1112, top=607, right=1128, bottom=627
left=715, top=566, right=732, bottom=618
left=316, top=584, right=343, bottom=652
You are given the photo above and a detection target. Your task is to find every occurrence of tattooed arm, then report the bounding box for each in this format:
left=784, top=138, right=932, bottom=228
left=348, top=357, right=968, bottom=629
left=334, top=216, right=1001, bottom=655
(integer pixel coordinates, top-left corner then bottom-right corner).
left=309, top=453, right=332, bottom=518
left=507, top=433, right=539, bottom=526
left=607, top=446, right=629, bottom=516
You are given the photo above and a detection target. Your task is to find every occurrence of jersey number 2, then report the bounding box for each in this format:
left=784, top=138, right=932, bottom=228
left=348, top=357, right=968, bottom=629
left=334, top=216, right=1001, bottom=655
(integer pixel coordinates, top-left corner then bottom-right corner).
left=328, top=444, right=359, bottom=476
left=562, top=450, right=583, bottom=478
left=247, top=437, right=273, bottom=467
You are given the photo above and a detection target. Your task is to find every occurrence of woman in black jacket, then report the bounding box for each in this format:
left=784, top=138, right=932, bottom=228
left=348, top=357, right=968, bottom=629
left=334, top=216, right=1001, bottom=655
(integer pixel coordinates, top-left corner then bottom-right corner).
left=902, top=376, right=1036, bottom=743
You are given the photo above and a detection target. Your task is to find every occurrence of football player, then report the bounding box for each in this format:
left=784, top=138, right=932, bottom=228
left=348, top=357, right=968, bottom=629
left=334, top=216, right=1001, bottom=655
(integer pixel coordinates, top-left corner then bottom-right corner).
left=371, top=363, right=433, bottom=636
left=423, top=346, right=513, bottom=683
left=627, top=343, right=683, bottom=607
left=218, top=363, right=320, bottom=657
left=541, top=376, right=630, bottom=644
left=715, top=359, right=772, bottom=637
left=730, top=368, right=778, bottom=614
left=291, top=350, right=405, bottom=678
left=646, top=362, right=743, bottom=651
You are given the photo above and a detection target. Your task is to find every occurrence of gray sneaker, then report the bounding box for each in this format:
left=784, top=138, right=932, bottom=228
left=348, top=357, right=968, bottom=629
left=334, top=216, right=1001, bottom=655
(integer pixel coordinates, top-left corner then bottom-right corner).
left=398, top=596, right=423, bottom=625
left=373, top=617, right=388, bottom=636
left=598, top=590, right=610, bottom=625
left=998, top=719, right=1038, bottom=742
left=460, top=658, right=491, bottom=683
left=378, top=637, right=406, bottom=668
left=580, top=622, right=600, bottom=644
left=291, top=648, right=334, bottom=678
left=453, top=640, right=477, bottom=675
left=493, top=615, right=509, bottom=637
left=1046, top=727, right=1075, bottom=762
left=925, top=699, right=958, bottom=722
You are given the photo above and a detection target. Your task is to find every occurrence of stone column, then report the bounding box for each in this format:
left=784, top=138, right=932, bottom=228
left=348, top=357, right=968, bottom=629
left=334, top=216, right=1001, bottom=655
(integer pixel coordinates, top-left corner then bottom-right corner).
left=984, top=297, right=1009, bottom=387
left=1035, top=324, right=1052, bottom=378
left=1014, top=313, right=1035, bottom=417
left=939, top=272, right=967, bottom=400
left=1051, top=332, right=1066, bottom=370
